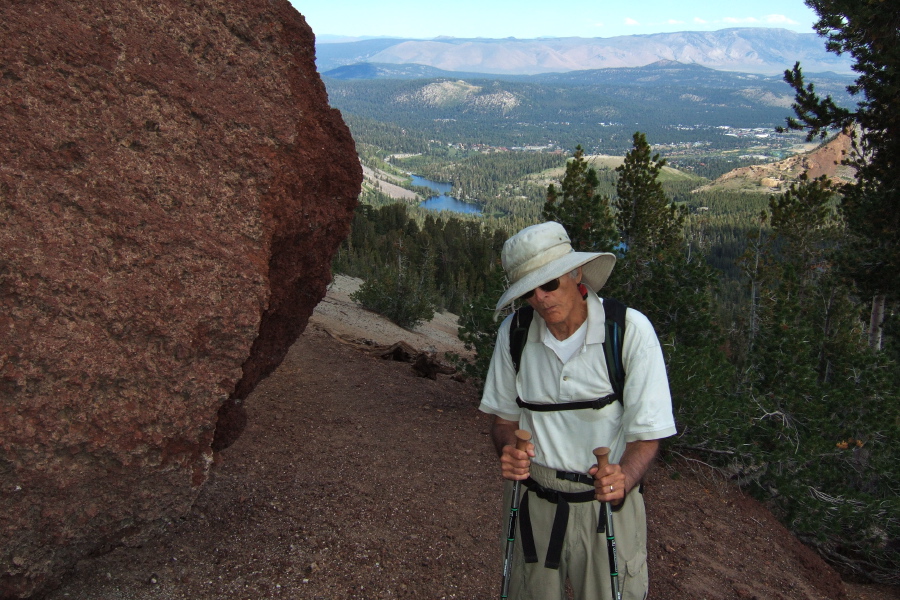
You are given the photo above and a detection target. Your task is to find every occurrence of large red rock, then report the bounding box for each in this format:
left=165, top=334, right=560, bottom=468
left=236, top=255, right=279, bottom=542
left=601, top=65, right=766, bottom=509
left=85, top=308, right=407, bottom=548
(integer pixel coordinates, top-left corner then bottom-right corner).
left=0, top=1, right=361, bottom=596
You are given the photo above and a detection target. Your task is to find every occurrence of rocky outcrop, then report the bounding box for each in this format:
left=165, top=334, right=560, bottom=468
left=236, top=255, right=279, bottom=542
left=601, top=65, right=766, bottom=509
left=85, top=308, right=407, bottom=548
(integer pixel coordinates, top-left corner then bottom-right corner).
left=0, top=1, right=361, bottom=597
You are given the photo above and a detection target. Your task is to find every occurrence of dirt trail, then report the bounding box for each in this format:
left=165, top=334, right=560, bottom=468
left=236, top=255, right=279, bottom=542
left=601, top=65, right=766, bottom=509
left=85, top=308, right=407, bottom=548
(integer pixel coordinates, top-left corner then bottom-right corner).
left=46, top=278, right=899, bottom=600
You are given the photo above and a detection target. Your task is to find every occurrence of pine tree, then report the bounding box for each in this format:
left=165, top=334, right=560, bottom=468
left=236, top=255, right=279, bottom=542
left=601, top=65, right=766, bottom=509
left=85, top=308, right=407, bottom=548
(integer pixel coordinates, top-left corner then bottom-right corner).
left=780, top=0, right=900, bottom=350
left=613, top=132, right=685, bottom=252
left=451, top=264, right=509, bottom=387
left=605, top=133, right=701, bottom=346
left=735, top=175, right=899, bottom=583
left=746, top=176, right=846, bottom=386
left=351, top=238, right=439, bottom=329
left=772, top=8, right=900, bottom=574
left=543, top=146, right=617, bottom=252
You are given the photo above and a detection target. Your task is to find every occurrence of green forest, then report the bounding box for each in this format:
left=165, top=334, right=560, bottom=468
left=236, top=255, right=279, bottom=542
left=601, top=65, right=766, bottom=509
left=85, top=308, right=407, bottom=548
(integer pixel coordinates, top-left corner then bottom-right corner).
left=323, top=61, right=854, bottom=155
left=326, top=4, right=899, bottom=586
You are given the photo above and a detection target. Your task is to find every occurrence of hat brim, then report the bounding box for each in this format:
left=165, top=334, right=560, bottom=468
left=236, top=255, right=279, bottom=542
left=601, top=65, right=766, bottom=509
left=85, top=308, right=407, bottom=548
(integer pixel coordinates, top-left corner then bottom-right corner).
left=494, top=251, right=616, bottom=316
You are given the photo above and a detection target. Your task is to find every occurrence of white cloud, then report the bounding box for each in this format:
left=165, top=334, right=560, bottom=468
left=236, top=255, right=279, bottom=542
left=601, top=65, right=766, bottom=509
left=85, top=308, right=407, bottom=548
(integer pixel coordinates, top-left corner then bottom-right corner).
left=593, top=21, right=605, bottom=28
left=723, top=16, right=759, bottom=24
left=693, top=17, right=708, bottom=24
left=764, top=14, right=798, bottom=25
left=667, top=19, right=685, bottom=25
left=624, top=17, right=640, bottom=26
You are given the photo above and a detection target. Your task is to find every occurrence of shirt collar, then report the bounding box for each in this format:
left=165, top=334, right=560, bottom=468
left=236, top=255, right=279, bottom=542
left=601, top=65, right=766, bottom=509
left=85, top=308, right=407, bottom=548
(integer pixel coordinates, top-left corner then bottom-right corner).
left=526, top=290, right=606, bottom=345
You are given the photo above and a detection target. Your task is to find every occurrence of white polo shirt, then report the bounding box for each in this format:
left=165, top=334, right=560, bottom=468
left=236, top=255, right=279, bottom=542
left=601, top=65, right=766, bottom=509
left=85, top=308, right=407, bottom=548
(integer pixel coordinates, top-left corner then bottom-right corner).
left=479, top=291, right=677, bottom=473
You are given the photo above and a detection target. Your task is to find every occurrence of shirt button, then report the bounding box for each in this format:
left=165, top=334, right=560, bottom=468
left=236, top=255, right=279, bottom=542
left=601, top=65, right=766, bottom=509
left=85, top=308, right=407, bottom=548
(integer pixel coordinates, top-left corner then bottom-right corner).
left=563, top=376, right=569, bottom=381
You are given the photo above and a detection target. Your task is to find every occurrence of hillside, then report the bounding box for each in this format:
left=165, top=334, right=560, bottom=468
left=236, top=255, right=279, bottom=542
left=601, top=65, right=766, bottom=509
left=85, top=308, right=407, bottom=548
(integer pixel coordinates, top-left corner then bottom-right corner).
left=556, top=154, right=702, bottom=182
left=323, top=62, right=854, bottom=154
left=696, top=133, right=856, bottom=193
left=44, top=276, right=898, bottom=600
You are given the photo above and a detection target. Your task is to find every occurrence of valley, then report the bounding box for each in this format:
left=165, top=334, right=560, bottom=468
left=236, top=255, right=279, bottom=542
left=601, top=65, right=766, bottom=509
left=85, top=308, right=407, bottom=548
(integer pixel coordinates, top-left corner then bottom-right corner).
left=318, top=43, right=861, bottom=306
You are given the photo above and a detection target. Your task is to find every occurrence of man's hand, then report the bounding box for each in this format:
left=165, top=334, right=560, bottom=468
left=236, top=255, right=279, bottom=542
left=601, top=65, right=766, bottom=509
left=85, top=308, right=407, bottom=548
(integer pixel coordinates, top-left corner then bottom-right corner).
left=589, top=439, right=659, bottom=505
left=491, top=416, right=535, bottom=481
left=589, top=461, right=627, bottom=505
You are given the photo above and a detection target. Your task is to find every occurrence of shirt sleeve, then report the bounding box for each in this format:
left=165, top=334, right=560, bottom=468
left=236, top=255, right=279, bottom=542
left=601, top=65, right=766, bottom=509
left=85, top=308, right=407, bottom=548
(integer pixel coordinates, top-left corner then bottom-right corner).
left=478, top=314, right=522, bottom=422
left=620, top=309, right=677, bottom=443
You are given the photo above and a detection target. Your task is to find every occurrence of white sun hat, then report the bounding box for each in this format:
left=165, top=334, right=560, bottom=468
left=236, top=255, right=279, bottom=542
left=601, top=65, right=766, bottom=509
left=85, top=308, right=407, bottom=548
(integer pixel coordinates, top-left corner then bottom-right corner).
left=494, top=222, right=616, bottom=317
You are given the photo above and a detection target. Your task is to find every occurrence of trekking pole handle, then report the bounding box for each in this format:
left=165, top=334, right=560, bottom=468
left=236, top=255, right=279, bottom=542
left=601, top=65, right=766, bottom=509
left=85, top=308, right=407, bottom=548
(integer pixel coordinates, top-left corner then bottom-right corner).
left=593, top=446, right=611, bottom=470
left=514, top=429, right=532, bottom=452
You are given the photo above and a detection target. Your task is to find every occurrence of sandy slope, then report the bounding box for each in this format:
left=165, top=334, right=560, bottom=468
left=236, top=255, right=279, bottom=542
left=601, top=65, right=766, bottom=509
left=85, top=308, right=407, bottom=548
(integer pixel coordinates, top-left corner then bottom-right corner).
left=310, top=275, right=466, bottom=356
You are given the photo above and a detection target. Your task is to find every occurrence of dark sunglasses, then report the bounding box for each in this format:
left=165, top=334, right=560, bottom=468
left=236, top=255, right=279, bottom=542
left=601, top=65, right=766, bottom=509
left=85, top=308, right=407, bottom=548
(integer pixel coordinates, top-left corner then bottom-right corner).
left=521, top=277, right=561, bottom=300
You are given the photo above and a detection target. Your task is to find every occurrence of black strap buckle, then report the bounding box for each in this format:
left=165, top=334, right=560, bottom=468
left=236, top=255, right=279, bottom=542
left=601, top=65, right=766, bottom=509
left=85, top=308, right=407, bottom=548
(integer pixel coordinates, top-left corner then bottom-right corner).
left=589, top=394, right=619, bottom=410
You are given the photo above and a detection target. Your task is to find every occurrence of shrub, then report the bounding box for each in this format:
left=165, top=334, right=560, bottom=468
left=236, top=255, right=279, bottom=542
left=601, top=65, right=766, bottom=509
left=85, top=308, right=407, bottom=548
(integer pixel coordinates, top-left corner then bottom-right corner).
left=351, top=243, right=438, bottom=330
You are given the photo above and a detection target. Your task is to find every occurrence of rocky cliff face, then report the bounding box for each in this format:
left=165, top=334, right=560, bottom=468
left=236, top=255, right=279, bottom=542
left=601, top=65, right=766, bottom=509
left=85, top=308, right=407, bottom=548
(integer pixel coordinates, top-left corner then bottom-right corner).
left=0, top=1, right=361, bottom=597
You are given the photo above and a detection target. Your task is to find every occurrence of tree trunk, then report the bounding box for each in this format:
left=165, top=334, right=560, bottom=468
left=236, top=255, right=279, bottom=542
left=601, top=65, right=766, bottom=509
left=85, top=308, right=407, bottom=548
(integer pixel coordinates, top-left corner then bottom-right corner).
left=818, top=288, right=835, bottom=383
left=868, top=294, right=886, bottom=350
left=748, top=224, right=764, bottom=345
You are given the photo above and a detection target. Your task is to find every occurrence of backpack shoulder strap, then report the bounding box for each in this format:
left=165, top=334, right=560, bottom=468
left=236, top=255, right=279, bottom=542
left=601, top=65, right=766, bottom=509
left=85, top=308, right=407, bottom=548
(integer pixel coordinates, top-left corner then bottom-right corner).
left=601, top=297, right=627, bottom=402
left=509, top=305, right=534, bottom=373
left=509, top=299, right=627, bottom=404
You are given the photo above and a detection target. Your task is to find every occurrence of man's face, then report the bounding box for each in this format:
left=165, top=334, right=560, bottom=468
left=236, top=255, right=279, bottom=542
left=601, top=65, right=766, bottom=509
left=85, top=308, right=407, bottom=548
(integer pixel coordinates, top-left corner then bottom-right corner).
left=525, top=269, right=584, bottom=329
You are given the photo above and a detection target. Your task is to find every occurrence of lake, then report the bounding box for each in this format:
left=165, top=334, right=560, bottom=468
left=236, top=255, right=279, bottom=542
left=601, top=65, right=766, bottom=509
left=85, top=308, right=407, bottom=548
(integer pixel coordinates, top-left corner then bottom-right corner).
left=411, top=174, right=481, bottom=215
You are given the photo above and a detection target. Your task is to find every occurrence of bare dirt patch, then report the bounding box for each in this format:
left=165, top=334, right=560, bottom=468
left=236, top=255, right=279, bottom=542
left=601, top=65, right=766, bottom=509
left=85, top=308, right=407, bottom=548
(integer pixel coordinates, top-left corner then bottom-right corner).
left=361, top=166, right=421, bottom=202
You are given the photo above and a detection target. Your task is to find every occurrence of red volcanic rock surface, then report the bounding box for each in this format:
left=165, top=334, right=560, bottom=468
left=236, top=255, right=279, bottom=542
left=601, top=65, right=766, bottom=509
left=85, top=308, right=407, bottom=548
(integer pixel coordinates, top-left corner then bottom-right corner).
left=0, top=1, right=361, bottom=597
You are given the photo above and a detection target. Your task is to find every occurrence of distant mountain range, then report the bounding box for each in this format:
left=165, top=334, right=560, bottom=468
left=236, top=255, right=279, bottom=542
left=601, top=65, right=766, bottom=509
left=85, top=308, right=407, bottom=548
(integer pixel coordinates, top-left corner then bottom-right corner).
left=315, top=28, right=854, bottom=76
left=322, top=60, right=854, bottom=93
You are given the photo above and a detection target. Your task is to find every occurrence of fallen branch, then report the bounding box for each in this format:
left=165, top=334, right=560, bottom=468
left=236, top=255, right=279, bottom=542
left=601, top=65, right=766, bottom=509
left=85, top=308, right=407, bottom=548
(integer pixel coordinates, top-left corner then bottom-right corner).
left=673, top=445, right=736, bottom=456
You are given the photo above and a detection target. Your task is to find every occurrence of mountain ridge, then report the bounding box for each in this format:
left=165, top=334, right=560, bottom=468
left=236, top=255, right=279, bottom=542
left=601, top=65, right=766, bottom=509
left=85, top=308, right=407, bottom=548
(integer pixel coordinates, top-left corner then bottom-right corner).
left=323, top=59, right=854, bottom=89
left=316, top=28, right=854, bottom=76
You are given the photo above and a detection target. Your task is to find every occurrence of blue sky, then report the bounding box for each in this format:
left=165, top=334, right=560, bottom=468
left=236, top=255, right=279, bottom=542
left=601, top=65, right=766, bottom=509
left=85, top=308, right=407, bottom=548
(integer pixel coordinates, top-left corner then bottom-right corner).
left=289, top=0, right=820, bottom=40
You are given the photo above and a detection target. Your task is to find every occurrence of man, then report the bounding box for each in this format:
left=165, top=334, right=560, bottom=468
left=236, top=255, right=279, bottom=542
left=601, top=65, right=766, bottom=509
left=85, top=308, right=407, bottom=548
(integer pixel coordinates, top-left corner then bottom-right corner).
left=480, top=221, right=676, bottom=600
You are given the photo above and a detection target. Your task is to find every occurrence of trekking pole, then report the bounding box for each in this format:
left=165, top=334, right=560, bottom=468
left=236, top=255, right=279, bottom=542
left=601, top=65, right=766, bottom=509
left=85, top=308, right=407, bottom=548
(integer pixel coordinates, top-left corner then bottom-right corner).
left=500, top=429, right=531, bottom=600
left=594, top=447, right=622, bottom=600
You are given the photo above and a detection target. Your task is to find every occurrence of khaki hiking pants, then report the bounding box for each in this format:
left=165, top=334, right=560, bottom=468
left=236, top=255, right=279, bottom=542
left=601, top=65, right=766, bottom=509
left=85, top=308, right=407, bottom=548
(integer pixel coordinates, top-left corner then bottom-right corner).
left=501, top=462, right=649, bottom=600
